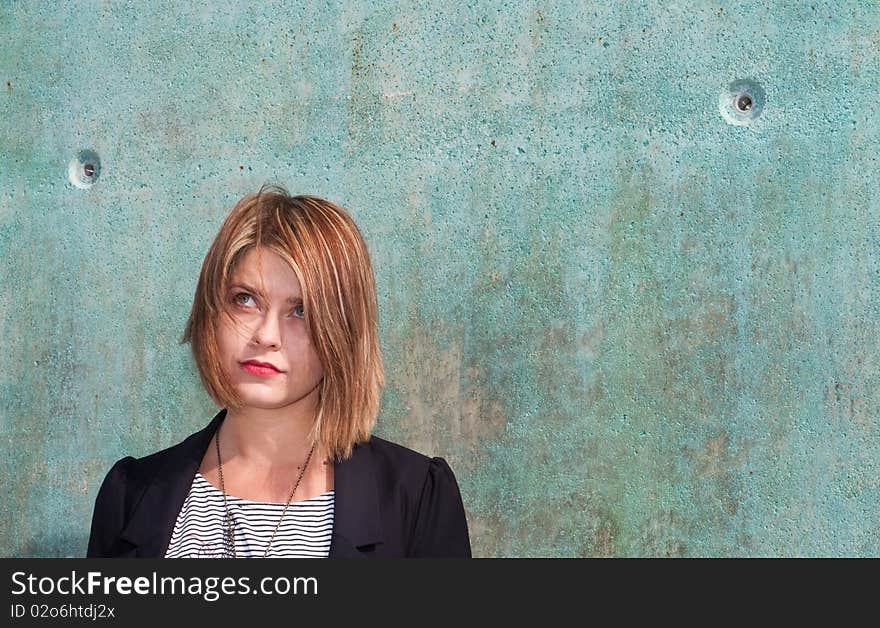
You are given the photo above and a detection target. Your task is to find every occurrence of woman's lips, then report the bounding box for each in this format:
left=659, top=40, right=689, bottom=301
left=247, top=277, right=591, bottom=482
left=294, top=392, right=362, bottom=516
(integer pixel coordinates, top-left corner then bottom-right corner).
left=241, top=362, right=281, bottom=377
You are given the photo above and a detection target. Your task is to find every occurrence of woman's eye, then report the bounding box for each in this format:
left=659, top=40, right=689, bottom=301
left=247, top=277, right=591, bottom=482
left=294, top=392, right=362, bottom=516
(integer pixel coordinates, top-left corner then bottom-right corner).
left=233, top=292, right=302, bottom=319
left=233, top=293, right=256, bottom=307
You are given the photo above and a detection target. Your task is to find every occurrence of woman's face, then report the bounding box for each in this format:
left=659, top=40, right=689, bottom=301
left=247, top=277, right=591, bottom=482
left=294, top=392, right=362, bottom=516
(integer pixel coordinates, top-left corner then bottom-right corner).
left=215, top=247, right=324, bottom=414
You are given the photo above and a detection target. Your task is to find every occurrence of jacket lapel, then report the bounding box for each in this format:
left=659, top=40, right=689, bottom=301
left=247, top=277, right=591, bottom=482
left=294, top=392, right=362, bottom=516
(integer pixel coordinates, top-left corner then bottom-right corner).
left=117, top=409, right=384, bottom=558
left=328, top=439, right=383, bottom=557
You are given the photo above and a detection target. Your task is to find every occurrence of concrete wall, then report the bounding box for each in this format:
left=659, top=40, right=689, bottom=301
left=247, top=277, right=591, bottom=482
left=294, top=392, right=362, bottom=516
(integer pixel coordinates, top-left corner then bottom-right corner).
left=2, top=0, right=879, bottom=557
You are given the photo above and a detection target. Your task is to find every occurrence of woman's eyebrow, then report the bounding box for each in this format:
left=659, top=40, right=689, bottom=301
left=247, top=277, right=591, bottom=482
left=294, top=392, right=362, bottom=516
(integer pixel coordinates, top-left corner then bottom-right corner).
left=229, top=283, right=302, bottom=303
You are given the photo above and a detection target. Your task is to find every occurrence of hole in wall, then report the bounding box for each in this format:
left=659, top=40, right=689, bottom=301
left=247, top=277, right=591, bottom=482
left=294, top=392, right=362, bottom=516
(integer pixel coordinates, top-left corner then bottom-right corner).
left=718, top=79, right=765, bottom=126
left=68, top=149, right=101, bottom=189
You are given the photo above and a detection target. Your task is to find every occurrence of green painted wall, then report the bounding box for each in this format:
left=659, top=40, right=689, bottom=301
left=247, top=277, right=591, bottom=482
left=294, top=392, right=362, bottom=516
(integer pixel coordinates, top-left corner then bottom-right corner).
left=2, top=0, right=879, bottom=557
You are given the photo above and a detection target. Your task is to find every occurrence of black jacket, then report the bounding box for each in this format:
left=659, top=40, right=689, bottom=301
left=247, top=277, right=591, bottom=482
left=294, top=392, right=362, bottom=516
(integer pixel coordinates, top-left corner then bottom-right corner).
left=87, top=409, right=471, bottom=558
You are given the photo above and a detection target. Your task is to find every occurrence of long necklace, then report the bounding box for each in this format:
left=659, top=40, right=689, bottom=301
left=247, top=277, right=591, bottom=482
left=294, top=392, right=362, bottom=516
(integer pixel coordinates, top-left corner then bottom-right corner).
left=215, top=429, right=316, bottom=558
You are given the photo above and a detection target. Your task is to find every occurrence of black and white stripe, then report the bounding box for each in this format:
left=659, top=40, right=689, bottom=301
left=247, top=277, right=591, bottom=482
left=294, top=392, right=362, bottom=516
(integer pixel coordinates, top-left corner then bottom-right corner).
left=164, top=473, right=334, bottom=558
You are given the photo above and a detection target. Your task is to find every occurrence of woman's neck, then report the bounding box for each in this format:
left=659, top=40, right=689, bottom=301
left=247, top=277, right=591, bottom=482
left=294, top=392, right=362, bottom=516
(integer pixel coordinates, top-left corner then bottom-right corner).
left=219, top=405, right=323, bottom=469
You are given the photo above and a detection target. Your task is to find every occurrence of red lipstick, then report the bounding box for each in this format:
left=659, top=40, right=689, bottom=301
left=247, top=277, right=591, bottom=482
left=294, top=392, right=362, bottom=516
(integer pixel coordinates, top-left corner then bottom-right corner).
left=240, top=360, right=282, bottom=376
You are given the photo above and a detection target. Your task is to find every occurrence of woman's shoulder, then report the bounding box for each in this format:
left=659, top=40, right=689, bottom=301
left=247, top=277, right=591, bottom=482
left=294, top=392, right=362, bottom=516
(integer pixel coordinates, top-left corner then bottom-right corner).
left=356, top=434, right=443, bottom=474
left=359, top=434, right=431, bottom=464
left=103, top=418, right=218, bottom=487
left=354, top=435, right=462, bottom=494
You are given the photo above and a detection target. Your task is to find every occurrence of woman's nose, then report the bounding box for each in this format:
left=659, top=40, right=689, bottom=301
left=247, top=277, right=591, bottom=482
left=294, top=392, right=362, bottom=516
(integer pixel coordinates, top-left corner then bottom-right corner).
left=253, top=314, right=282, bottom=348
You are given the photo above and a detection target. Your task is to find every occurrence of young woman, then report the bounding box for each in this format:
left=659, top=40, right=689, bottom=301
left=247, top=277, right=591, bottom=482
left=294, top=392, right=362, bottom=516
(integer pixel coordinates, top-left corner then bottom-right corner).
left=87, top=186, right=471, bottom=558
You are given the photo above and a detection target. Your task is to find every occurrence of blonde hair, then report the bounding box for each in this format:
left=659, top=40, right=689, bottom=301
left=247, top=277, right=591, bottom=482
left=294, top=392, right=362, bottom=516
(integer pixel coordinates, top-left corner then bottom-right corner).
left=180, top=185, right=385, bottom=461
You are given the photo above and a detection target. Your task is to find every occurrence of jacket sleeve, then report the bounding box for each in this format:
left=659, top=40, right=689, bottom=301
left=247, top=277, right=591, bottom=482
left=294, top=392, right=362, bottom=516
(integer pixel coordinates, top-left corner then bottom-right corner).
left=86, top=457, right=135, bottom=557
left=407, top=457, right=472, bottom=557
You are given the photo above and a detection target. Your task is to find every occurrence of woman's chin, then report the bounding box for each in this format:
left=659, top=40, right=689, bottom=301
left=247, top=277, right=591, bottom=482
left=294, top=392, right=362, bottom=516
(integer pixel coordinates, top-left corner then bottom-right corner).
left=234, top=387, right=287, bottom=408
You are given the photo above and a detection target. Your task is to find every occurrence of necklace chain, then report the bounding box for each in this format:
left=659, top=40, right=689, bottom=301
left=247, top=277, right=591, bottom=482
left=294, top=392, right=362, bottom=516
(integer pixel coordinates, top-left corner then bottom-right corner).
left=215, top=428, right=316, bottom=558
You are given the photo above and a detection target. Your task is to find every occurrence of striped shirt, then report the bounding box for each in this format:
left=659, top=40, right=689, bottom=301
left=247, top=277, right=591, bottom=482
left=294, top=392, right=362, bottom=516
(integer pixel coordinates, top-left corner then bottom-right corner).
left=164, top=472, right=334, bottom=558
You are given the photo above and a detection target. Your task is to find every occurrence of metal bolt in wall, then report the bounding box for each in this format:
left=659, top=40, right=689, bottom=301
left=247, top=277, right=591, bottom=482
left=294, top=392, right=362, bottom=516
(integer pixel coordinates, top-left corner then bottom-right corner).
left=68, top=149, right=101, bottom=189
left=719, top=79, right=765, bottom=125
